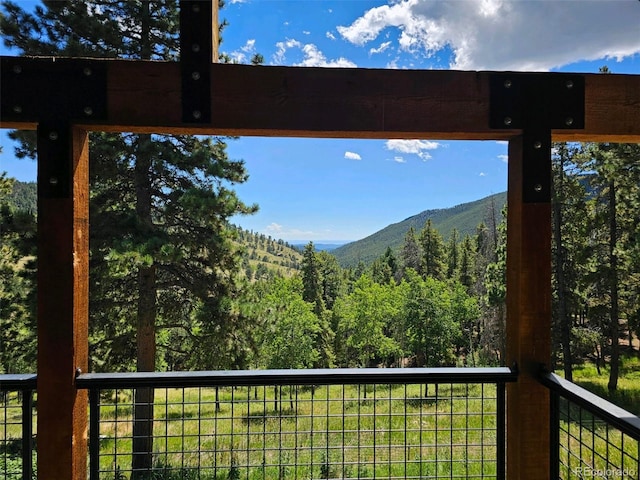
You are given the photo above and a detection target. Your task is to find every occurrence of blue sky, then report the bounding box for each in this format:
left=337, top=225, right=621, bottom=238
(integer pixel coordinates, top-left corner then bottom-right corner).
left=2, top=0, right=640, bottom=242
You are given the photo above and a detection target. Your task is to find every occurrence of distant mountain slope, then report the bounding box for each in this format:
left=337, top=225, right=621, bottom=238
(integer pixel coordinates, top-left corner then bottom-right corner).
left=332, top=192, right=507, bottom=267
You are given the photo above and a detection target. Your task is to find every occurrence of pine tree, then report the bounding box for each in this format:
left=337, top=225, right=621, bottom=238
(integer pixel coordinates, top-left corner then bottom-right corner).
left=1, top=1, right=257, bottom=474
left=446, top=228, right=460, bottom=279
left=419, top=219, right=446, bottom=280
left=401, top=226, right=421, bottom=277
left=301, top=242, right=325, bottom=316
left=458, top=234, right=476, bottom=291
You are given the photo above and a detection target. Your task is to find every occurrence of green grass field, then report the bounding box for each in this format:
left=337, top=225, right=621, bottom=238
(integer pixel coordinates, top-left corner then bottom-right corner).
left=96, top=383, right=499, bottom=479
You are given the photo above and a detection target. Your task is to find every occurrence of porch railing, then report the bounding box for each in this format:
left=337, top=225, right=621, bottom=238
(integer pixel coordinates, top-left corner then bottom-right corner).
left=76, top=367, right=516, bottom=480
left=0, top=374, right=36, bottom=480
left=540, top=372, right=640, bottom=480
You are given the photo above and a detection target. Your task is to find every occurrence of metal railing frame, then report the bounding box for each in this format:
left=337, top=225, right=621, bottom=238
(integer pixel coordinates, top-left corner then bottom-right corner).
left=76, top=367, right=517, bottom=480
left=539, top=371, right=640, bottom=479
left=0, top=374, right=36, bottom=480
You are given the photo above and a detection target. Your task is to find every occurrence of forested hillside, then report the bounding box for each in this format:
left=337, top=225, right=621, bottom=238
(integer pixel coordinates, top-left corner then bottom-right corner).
left=333, top=192, right=506, bottom=267
left=6, top=180, right=36, bottom=212
left=231, top=226, right=302, bottom=280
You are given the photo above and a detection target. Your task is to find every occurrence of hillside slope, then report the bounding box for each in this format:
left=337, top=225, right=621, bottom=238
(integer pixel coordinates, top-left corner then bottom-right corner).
left=333, top=192, right=507, bottom=267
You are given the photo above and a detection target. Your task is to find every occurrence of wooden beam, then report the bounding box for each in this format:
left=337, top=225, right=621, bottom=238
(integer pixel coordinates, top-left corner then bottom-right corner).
left=3, top=58, right=639, bottom=142
left=36, top=124, right=89, bottom=480
left=506, top=136, right=552, bottom=480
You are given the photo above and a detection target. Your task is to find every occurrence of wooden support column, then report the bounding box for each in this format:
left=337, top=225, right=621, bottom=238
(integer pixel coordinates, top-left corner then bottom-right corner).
left=506, top=136, right=552, bottom=479
left=36, top=124, right=89, bottom=479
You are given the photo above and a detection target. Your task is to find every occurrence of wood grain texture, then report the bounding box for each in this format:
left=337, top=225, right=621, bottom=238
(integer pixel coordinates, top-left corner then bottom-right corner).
left=506, top=137, right=552, bottom=480
left=36, top=126, right=89, bottom=480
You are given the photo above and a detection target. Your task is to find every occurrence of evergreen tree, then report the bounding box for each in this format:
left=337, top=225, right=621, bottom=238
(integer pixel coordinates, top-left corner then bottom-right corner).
left=419, top=219, right=446, bottom=280
left=372, top=246, right=399, bottom=284
left=446, top=228, right=460, bottom=279
left=401, top=226, right=421, bottom=277
left=458, top=234, right=476, bottom=291
left=1, top=1, right=257, bottom=474
left=551, top=143, right=590, bottom=380
left=301, top=242, right=326, bottom=316
left=0, top=174, right=37, bottom=374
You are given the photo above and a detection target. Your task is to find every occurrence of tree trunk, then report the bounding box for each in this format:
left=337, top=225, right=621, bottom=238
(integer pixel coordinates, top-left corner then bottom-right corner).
left=132, top=5, right=157, bottom=474
left=552, top=157, right=572, bottom=381
left=132, top=131, right=157, bottom=475
left=608, top=180, right=620, bottom=391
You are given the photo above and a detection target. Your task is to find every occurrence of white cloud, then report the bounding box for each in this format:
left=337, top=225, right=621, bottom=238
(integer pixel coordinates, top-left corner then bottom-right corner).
left=495, top=141, right=508, bottom=146
left=344, top=151, right=362, bottom=160
left=479, top=172, right=487, bottom=177
left=273, top=38, right=356, bottom=67
left=302, top=30, right=311, bottom=35
left=498, top=154, right=508, bottom=163
left=393, top=156, right=407, bottom=164
left=228, top=39, right=256, bottom=64
left=265, top=223, right=283, bottom=233
left=337, top=0, right=640, bottom=71
left=229, top=0, right=246, bottom=3
left=369, top=41, right=392, bottom=55
left=326, top=31, right=336, bottom=41
left=385, top=139, right=441, bottom=160
left=264, top=223, right=327, bottom=241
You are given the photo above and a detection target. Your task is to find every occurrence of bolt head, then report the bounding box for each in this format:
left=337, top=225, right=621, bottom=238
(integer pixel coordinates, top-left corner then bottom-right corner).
left=192, top=43, right=201, bottom=53
left=503, top=79, right=512, bottom=89
left=48, top=131, right=59, bottom=141
left=192, top=110, right=202, bottom=119
left=12, top=65, right=22, bottom=74
left=49, top=177, right=59, bottom=186
left=191, top=71, right=201, bottom=81
left=565, top=117, right=574, bottom=126
left=503, top=117, right=513, bottom=126
left=533, top=140, right=542, bottom=149
left=12, top=105, right=22, bottom=114
left=192, top=3, right=200, bottom=12
left=565, top=80, right=574, bottom=89
left=83, top=67, right=92, bottom=76
left=84, top=106, right=93, bottom=116
left=534, top=184, right=543, bottom=193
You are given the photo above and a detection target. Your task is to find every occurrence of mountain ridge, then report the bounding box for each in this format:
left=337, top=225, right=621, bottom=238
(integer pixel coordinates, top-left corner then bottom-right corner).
left=332, top=191, right=507, bottom=267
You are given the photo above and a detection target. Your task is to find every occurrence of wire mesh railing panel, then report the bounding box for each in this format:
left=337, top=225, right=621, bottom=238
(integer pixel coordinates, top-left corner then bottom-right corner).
left=541, top=372, right=640, bottom=480
left=83, top=371, right=511, bottom=480
left=0, top=376, right=36, bottom=480
left=557, top=397, right=639, bottom=480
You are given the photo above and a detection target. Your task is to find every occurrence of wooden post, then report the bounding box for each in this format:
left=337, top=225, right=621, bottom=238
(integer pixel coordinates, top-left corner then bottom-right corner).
left=506, top=136, right=552, bottom=479
left=212, top=0, right=219, bottom=63
left=36, top=124, right=89, bottom=479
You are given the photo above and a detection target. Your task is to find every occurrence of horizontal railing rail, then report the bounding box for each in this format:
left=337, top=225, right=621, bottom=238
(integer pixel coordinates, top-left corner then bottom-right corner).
left=0, top=374, right=36, bottom=480
left=540, top=371, right=640, bottom=480
left=78, top=367, right=517, bottom=480
left=76, top=366, right=518, bottom=389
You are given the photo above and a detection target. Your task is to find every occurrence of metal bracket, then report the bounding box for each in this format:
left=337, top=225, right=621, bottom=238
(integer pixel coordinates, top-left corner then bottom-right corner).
left=1, top=57, right=107, bottom=123
left=37, top=122, right=71, bottom=198
left=490, top=73, right=585, bottom=203
left=180, top=0, right=212, bottom=123
left=490, top=73, right=585, bottom=130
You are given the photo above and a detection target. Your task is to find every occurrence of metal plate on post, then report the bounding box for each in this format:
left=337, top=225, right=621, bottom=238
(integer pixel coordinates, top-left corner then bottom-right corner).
left=180, top=0, right=212, bottom=123
left=489, top=73, right=585, bottom=130
left=1, top=57, right=107, bottom=123
left=38, top=123, right=71, bottom=199
left=490, top=73, right=584, bottom=204
left=522, top=130, right=552, bottom=204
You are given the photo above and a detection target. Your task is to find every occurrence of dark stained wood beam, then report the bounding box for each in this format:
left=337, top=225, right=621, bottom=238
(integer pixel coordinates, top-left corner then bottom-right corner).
left=36, top=125, right=89, bottom=479
left=2, top=58, right=639, bottom=142
left=506, top=136, right=553, bottom=480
